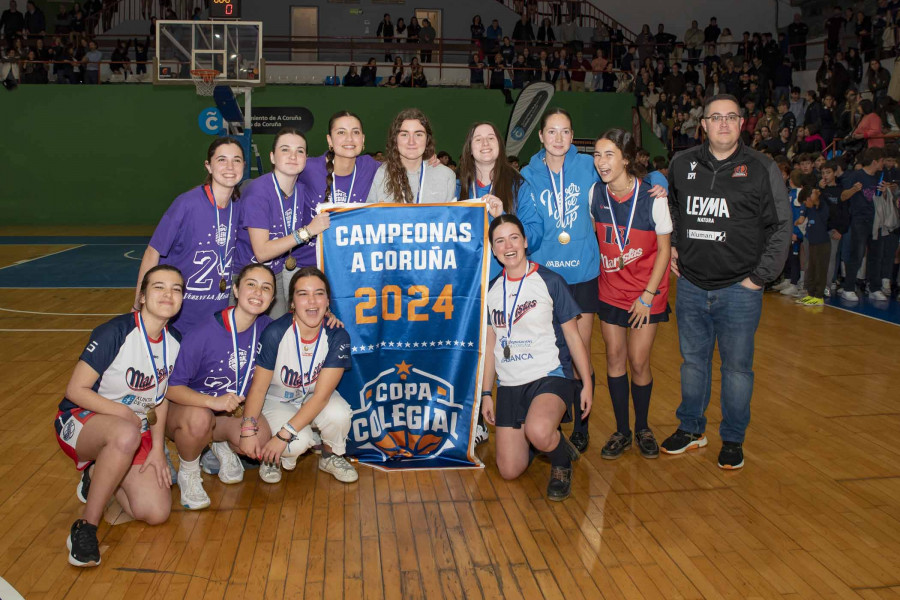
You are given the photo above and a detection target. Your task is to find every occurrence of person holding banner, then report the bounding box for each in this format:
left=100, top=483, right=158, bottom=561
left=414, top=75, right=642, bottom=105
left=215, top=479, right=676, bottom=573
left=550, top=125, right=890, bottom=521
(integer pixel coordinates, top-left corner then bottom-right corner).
left=516, top=108, right=600, bottom=452
left=134, top=138, right=244, bottom=334
left=481, top=215, right=592, bottom=501
left=239, top=267, right=357, bottom=484
left=366, top=108, right=457, bottom=204
left=590, top=129, right=672, bottom=460
left=235, top=128, right=331, bottom=319
left=165, top=264, right=276, bottom=509
left=55, top=265, right=184, bottom=567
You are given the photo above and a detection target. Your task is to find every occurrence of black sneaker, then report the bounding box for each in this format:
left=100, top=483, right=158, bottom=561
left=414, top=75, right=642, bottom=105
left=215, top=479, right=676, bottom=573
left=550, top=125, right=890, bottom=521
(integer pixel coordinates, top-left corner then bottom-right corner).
left=67, top=519, right=100, bottom=567
left=600, top=431, right=632, bottom=460
left=76, top=466, right=92, bottom=504
left=547, top=466, right=572, bottom=501
left=717, top=442, right=744, bottom=470
left=660, top=429, right=708, bottom=455
left=569, top=430, right=589, bottom=453
left=635, top=429, right=659, bottom=459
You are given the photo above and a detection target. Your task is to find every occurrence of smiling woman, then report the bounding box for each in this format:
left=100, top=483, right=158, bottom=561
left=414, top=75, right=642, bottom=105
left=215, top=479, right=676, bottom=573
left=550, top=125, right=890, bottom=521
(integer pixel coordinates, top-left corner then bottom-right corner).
left=133, top=138, right=245, bottom=335
left=366, top=108, right=457, bottom=204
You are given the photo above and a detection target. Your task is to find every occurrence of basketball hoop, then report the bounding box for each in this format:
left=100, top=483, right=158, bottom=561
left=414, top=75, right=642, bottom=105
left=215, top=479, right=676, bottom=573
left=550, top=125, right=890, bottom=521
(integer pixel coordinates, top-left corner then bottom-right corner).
left=190, top=69, right=221, bottom=96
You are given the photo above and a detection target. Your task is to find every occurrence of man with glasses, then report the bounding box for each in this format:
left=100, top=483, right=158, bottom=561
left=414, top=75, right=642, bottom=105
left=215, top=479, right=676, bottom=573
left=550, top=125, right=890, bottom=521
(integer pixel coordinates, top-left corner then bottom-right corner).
left=661, top=94, right=791, bottom=469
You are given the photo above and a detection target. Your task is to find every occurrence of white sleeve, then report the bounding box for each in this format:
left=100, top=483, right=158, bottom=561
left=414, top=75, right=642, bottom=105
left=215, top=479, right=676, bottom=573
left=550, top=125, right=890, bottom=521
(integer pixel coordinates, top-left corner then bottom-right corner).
left=366, top=165, right=386, bottom=203
left=651, top=195, right=673, bottom=235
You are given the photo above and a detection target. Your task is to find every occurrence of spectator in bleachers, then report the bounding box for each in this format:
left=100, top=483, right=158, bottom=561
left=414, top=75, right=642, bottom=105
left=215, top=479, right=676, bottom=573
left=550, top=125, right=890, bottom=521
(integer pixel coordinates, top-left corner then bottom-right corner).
left=488, top=51, right=506, bottom=90
left=468, top=50, right=485, bottom=89
left=391, top=56, right=403, bottom=83
left=512, top=53, right=527, bottom=89
left=663, top=62, right=685, bottom=98
left=24, top=0, right=44, bottom=38
left=1, top=46, right=20, bottom=89
left=344, top=64, right=363, bottom=87
left=840, top=147, right=885, bottom=301
left=655, top=24, right=676, bottom=63
left=500, top=36, right=515, bottom=65
left=111, top=40, right=132, bottom=80
left=636, top=24, right=654, bottom=64
left=522, top=47, right=537, bottom=82
left=836, top=88, right=861, bottom=139
left=590, top=47, right=606, bottom=91
left=376, top=14, right=394, bottom=61
left=54, top=4, right=69, bottom=35
left=801, top=123, right=827, bottom=153
left=470, top=15, right=484, bottom=46
left=134, top=38, right=148, bottom=76
left=512, top=13, right=534, bottom=44
left=485, top=19, right=502, bottom=55
left=537, top=17, right=555, bottom=48
left=551, top=48, right=571, bottom=91
left=82, top=39, right=101, bottom=85
left=536, top=49, right=552, bottom=83
left=825, top=6, right=845, bottom=54
left=620, top=43, right=637, bottom=74
left=405, top=64, right=427, bottom=88
left=570, top=50, right=590, bottom=92
left=1, top=0, right=25, bottom=41
left=361, top=57, right=377, bottom=86
left=773, top=56, right=793, bottom=103
left=395, top=18, right=407, bottom=59
left=789, top=86, right=808, bottom=125
left=846, top=47, right=863, bottom=84
left=21, top=49, right=47, bottom=84
left=704, top=16, right=721, bottom=46
left=778, top=99, right=797, bottom=132
left=788, top=13, right=810, bottom=70
left=590, top=21, right=610, bottom=57
left=866, top=59, right=891, bottom=102
left=742, top=98, right=761, bottom=135
left=419, top=18, right=435, bottom=63
left=407, top=16, right=420, bottom=52
left=684, top=20, right=703, bottom=64
left=852, top=98, right=885, bottom=148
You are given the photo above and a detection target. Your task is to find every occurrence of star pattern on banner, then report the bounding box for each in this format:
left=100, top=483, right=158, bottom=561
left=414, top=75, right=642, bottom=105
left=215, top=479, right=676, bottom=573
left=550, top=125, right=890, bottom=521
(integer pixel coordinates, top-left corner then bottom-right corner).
left=351, top=339, right=477, bottom=354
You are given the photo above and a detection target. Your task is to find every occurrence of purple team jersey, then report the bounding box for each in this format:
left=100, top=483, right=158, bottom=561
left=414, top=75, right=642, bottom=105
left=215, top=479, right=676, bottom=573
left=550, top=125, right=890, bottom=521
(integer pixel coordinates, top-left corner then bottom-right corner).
left=149, top=186, right=240, bottom=334
left=169, top=308, right=273, bottom=397
left=300, top=154, right=381, bottom=206
left=234, top=173, right=306, bottom=276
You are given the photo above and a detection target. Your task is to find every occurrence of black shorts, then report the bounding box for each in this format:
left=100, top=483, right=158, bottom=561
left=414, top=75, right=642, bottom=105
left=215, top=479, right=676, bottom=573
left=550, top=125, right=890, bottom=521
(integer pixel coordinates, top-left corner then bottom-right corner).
left=597, top=299, right=671, bottom=327
left=495, top=376, right=574, bottom=429
left=568, top=277, right=601, bottom=313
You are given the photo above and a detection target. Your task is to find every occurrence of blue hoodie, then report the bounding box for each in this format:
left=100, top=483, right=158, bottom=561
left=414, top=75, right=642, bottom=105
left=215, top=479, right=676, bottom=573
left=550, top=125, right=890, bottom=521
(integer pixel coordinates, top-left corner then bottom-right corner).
left=457, top=179, right=503, bottom=281
left=516, top=145, right=601, bottom=285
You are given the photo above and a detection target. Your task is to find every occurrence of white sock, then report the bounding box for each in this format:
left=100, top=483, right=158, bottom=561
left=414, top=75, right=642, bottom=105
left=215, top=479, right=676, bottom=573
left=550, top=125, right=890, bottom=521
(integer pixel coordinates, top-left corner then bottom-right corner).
left=179, top=455, right=200, bottom=474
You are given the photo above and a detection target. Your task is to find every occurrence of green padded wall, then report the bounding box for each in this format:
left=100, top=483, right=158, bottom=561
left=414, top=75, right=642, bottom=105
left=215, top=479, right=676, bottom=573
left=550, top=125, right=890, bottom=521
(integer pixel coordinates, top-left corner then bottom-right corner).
left=3, top=86, right=661, bottom=225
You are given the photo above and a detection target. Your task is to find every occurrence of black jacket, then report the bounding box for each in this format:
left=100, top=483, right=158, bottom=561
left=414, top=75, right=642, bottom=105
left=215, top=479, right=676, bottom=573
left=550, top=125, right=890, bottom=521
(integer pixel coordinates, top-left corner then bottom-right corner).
left=668, top=142, right=791, bottom=289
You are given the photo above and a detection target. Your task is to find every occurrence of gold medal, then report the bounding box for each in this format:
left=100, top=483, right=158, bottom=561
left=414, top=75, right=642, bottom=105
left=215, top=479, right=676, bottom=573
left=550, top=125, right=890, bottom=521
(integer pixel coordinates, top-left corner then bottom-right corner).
left=558, top=231, right=571, bottom=245
left=503, top=346, right=511, bottom=359
left=146, top=407, right=157, bottom=426
left=285, top=256, right=297, bottom=270
left=231, top=404, right=244, bottom=418
left=618, top=255, right=625, bottom=270
left=219, top=278, right=227, bottom=293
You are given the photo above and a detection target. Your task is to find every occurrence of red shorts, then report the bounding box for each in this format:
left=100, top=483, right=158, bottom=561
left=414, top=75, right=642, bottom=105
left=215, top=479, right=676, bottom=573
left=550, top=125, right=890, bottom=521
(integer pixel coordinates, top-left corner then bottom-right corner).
left=55, top=408, right=153, bottom=471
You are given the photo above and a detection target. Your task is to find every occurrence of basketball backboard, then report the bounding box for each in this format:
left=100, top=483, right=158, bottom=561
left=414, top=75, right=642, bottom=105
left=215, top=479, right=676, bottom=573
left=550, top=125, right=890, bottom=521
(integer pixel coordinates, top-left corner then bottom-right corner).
left=153, top=20, right=264, bottom=86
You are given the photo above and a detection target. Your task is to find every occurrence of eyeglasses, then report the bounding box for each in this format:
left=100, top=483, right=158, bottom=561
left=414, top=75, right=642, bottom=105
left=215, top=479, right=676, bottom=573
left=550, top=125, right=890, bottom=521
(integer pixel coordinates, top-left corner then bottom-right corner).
left=704, top=113, right=741, bottom=124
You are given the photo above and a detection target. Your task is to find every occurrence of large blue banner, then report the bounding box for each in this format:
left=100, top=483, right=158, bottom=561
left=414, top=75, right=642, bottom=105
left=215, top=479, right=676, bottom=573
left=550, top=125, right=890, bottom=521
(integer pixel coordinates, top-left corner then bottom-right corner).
left=318, top=202, right=488, bottom=470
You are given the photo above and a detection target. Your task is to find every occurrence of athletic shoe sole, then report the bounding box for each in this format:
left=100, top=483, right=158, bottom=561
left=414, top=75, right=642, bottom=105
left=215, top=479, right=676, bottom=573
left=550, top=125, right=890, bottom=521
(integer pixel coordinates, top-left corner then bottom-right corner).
left=660, top=435, right=708, bottom=455
left=181, top=497, right=211, bottom=510
left=66, top=534, right=100, bottom=568
left=717, top=459, right=745, bottom=470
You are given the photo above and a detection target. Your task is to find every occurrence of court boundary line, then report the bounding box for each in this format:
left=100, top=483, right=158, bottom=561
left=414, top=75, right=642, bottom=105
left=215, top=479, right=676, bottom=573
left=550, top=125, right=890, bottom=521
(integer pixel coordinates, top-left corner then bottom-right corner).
left=0, top=245, right=85, bottom=273
left=825, top=302, right=900, bottom=328
left=0, top=307, right=119, bottom=317
left=0, top=328, right=93, bottom=332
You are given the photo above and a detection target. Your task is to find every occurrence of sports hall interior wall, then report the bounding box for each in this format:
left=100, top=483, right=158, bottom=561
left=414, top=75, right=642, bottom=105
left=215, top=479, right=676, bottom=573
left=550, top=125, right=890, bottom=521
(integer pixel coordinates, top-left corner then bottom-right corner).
left=3, top=86, right=662, bottom=226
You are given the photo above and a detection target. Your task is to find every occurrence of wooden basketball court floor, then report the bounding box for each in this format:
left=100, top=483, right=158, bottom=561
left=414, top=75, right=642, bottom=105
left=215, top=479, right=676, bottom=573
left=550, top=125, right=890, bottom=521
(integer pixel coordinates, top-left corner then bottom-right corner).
left=1, top=234, right=900, bottom=600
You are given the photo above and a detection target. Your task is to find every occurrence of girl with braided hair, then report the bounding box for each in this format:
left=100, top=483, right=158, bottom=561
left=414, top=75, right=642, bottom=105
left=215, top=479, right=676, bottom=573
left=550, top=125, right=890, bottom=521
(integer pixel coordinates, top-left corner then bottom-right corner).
left=366, top=108, right=456, bottom=204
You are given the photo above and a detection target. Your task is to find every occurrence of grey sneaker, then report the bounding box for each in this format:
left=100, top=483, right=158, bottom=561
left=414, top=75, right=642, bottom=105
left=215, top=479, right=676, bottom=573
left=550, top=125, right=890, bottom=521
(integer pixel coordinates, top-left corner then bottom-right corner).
left=318, top=454, right=358, bottom=483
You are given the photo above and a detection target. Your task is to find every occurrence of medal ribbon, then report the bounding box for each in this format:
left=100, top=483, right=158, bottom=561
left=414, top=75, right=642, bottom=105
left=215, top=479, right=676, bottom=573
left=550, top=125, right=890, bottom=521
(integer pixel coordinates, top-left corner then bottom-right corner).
left=502, top=262, right=529, bottom=348
left=471, top=180, right=493, bottom=199
left=136, top=312, right=168, bottom=406
left=272, top=173, right=298, bottom=236
left=207, top=185, right=233, bottom=284
left=546, top=162, right=566, bottom=229
left=605, top=178, right=640, bottom=262
left=337, top=165, right=357, bottom=203
left=292, top=321, right=323, bottom=398
left=227, top=308, right=258, bottom=397
left=415, top=164, right=427, bottom=204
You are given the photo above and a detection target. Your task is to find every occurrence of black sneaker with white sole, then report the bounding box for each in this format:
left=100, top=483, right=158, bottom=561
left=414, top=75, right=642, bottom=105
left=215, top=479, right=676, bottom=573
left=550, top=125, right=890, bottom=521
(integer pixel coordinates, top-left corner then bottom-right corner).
left=76, top=466, right=92, bottom=504
left=660, top=429, right=708, bottom=454
left=717, top=442, right=744, bottom=470
left=67, top=519, right=100, bottom=567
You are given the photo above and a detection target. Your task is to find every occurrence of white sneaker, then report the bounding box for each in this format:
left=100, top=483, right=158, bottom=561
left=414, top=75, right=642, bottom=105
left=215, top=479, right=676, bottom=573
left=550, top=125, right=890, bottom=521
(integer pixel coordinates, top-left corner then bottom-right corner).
left=779, top=284, right=799, bottom=296
left=474, top=423, right=489, bottom=445
left=882, top=278, right=892, bottom=296
left=318, top=454, right=358, bottom=483
left=869, top=290, right=889, bottom=301
left=210, top=441, right=244, bottom=484
left=259, top=462, right=282, bottom=484
left=840, top=290, right=859, bottom=301
left=177, top=469, right=210, bottom=510
left=773, top=279, right=792, bottom=291
left=281, top=455, right=298, bottom=471
left=824, top=286, right=831, bottom=297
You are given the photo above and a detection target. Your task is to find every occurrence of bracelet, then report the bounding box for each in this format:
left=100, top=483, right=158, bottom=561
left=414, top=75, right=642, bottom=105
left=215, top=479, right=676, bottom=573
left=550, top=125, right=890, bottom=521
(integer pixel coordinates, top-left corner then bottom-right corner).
left=242, top=416, right=258, bottom=425
left=240, top=426, right=259, bottom=432
left=481, top=391, right=493, bottom=396
left=240, top=433, right=258, bottom=438
left=274, top=431, right=292, bottom=443
left=292, top=229, right=302, bottom=245
left=283, top=422, right=300, bottom=438
left=643, top=289, right=659, bottom=296
left=638, top=296, right=652, bottom=308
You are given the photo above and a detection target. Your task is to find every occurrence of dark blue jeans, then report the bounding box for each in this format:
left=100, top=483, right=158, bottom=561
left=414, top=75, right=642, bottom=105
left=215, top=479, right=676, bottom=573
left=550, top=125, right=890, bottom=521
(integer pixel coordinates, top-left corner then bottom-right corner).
left=674, top=278, right=763, bottom=443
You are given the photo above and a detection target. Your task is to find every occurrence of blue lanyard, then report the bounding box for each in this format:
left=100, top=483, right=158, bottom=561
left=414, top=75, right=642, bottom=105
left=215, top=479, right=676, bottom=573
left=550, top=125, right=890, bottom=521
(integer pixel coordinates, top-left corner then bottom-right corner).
left=271, top=173, right=298, bottom=236
left=415, top=164, right=426, bottom=204
left=137, top=313, right=168, bottom=404
left=292, top=321, right=323, bottom=397
left=207, top=185, right=233, bottom=279
left=502, top=262, right=529, bottom=342
left=227, top=308, right=258, bottom=397
left=605, top=178, right=640, bottom=256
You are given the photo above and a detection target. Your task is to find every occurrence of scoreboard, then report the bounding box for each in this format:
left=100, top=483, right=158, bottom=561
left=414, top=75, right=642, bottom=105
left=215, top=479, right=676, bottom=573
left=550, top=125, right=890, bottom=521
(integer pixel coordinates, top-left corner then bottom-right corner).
left=210, top=0, right=241, bottom=19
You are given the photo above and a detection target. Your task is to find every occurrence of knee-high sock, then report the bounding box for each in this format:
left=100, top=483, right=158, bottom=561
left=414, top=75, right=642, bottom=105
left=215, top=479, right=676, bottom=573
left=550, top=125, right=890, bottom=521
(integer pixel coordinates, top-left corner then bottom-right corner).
left=632, top=379, right=653, bottom=432
left=544, top=432, right=571, bottom=468
left=608, top=373, right=630, bottom=434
